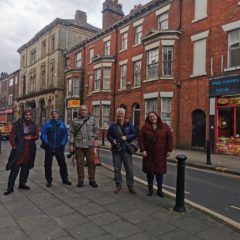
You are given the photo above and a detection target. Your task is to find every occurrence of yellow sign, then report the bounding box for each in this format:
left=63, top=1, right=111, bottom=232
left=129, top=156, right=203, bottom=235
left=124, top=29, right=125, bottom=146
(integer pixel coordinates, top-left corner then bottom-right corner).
left=67, top=99, right=80, bottom=108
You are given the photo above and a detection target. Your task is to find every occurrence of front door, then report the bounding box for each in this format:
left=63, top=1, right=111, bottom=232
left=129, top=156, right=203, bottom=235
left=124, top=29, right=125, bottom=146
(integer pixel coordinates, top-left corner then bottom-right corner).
left=192, top=110, right=206, bottom=150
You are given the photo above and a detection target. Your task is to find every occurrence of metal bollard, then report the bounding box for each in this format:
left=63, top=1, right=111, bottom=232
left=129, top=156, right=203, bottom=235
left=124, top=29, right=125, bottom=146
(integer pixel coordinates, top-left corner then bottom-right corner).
left=101, top=131, right=105, bottom=146
left=206, top=140, right=212, bottom=165
left=173, top=154, right=187, bottom=212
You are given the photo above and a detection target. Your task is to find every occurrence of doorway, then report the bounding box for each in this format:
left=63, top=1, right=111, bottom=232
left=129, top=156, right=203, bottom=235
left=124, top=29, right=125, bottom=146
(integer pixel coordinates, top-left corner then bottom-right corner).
left=192, top=109, right=206, bottom=150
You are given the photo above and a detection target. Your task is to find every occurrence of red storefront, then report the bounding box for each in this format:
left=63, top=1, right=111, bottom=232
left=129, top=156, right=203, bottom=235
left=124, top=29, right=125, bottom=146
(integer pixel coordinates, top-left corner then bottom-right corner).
left=209, top=75, right=240, bottom=156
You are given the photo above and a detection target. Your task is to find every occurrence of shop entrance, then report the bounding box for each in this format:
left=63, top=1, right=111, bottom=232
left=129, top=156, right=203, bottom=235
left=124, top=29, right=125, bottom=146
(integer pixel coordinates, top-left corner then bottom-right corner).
left=192, top=110, right=206, bottom=150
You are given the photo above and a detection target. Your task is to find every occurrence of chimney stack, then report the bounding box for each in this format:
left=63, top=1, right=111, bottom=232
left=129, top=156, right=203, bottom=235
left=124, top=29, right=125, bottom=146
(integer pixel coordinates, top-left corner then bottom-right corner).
left=75, top=10, right=87, bottom=25
left=102, top=0, right=124, bottom=29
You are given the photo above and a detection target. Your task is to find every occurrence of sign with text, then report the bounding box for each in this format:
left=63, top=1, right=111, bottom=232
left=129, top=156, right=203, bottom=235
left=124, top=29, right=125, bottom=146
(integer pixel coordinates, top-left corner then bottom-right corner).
left=209, top=75, right=240, bottom=97
left=66, top=99, right=80, bottom=108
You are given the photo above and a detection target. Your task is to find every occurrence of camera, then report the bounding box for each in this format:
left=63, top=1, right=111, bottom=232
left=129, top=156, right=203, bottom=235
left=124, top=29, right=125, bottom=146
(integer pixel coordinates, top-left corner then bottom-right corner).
left=67, top=151, right=75, bottom=158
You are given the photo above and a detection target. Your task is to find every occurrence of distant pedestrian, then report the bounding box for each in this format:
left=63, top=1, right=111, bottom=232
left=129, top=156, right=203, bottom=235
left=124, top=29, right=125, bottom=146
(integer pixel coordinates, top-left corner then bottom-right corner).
left=41, top=109, right=72, bottom=187
left=4, top=109, right=39, bottom=195
left=107, top=107, right=137, bottom=194
left=68, top=105, right=99, bottom=188
left=138, top=111, right=173, bottom=197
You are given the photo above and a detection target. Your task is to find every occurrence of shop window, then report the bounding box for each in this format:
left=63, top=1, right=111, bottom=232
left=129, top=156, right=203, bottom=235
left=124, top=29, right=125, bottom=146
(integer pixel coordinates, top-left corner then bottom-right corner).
left=217, top=107, right=233, bottom=140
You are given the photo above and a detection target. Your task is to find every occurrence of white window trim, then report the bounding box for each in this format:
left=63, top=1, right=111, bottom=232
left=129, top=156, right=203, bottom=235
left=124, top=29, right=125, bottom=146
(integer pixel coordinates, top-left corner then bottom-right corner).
left=133, top=18, right=144, bottom=27
left=144, top=92, right=158, bottom=99
left=103, top=35, right=111, bottom=42
left=101, top=100, right=111, bottom=105
left=161, top=40, right=175, bottom=46
left=92, top=101, right=101, bottom=105
left=159, top=91, right=173, bottom=97
left=120, top=26, right=129, bottom=34
left=132, top=54, right=143, bottom=62
left=155, top=4, right=170, bottom=16
left=119, top=59, right=128, bottom=66
left=222, top=20, right=240, bottom=32
left=192, top=0, right=208, bottom=23
left=94, top=63, right=102, bottom=69
left=145, top=41, right=160, bottom=51
left=102, top=63, right=112, bottom=67
left=191, top=30, right=209, bottom=42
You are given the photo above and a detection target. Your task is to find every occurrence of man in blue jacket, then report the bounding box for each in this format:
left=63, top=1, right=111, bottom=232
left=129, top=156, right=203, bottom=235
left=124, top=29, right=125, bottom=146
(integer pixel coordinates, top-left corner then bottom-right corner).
left=107, top=107, right=137, bottom=194
left=41, top=109, right=72, bottom=187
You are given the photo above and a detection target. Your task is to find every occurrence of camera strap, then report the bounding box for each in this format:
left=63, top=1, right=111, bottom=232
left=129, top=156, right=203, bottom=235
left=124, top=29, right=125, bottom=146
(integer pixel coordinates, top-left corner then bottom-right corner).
left=74, top=116, right=90, bottom=139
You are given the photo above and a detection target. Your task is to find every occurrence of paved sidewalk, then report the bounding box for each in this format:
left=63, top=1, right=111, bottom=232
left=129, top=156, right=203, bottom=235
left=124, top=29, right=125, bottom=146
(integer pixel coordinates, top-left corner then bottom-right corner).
left=0, top=141, right=239, bottom=239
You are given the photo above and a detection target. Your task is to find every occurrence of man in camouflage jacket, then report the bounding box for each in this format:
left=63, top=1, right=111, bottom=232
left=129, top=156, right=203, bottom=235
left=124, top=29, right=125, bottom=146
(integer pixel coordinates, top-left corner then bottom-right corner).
left=69, top=105, right=99, bottom=187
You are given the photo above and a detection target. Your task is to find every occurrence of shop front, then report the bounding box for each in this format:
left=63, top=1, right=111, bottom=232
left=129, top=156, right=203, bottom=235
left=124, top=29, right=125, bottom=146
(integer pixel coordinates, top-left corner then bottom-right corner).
left=209, top=75, right=240, bottom=156
left=65, top=98, right=80, bottom=128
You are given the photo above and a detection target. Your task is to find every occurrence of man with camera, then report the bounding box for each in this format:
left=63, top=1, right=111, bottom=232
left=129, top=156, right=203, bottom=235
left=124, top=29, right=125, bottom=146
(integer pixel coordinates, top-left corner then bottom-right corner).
left=40, top=109, right=72, bottom=187
left=107, top=107, right=137, bottom=194
left=68, top=105, right=99, bottom=188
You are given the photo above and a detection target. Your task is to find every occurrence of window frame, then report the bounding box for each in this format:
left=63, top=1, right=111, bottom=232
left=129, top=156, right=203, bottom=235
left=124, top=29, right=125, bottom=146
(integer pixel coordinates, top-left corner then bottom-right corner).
left=146, top=48, right=159, bottom=79
left=133, top=60, right=141, bottom=87
left=162, top=46, right=173, bottom=77
left=120, top=64, right=127, bottom=89
left=157, top=12, right=169, bottom=30
left=94, top=68, right=101, bottom=91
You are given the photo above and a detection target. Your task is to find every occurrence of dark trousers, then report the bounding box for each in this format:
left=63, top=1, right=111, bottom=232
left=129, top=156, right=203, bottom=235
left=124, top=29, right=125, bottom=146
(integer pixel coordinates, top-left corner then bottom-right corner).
left=147, top=174, right=163, bottom=190
left=44, top=150, right=68, bottom=183
left=7, top=163, right=29, bottom=190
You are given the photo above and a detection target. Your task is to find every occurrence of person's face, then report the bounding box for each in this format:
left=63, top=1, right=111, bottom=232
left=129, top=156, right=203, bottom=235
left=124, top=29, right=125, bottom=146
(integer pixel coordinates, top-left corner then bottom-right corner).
left=148, top=113, right=157, bottom=124
left=51, top=112, right=59, bottom=122
left=79, top=106, right=88, bottom=117
left=116, top=112, right=125, bottom=123
left=24, top=112, right=32, bottom=121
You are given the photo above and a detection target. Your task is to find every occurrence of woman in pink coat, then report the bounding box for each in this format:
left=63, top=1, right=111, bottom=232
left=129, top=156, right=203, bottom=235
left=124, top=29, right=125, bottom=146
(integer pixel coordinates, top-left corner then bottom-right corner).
left=139, top=111, right=173, bottom=197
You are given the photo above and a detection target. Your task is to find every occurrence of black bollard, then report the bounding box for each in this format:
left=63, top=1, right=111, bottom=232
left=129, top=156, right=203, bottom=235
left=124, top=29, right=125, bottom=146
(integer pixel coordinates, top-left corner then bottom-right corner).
left=174, top=154, right=187, bottom=212
left=101, top=130, right=105, bottom=146
left=206, top=140, right=212, bottom=165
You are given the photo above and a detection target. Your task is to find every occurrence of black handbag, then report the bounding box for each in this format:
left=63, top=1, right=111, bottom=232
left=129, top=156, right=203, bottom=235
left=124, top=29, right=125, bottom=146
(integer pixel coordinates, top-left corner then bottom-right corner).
left=40, top=142, right=46, bottom=149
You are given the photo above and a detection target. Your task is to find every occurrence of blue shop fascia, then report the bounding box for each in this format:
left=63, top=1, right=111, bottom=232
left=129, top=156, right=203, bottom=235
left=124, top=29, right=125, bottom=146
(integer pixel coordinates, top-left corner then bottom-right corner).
left=209, top=74, right=240, bottom=156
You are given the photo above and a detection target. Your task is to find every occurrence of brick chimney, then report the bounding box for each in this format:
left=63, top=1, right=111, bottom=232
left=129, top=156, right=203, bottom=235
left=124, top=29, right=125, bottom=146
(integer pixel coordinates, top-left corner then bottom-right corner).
left=75, top=10, right=87, bottom=25
left=102, top=0, right=124, bottom=29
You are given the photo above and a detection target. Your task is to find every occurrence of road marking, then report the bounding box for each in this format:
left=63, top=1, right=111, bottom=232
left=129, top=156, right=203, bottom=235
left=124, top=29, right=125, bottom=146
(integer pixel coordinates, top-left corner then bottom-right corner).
left=230, top=205, right=240, bottom=211
left=163, top=184, right=190, bottom=194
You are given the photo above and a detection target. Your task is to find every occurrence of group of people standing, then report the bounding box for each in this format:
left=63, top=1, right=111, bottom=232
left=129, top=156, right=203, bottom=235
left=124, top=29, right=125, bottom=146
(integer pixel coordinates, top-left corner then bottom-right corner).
left=4, top=105, right=173, bottom=198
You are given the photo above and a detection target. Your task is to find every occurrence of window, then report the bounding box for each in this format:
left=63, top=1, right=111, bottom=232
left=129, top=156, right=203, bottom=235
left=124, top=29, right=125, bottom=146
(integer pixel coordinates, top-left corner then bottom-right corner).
left=121, top=32, right=128, bottom=50
left=9, top=78, right=13, bottom=87
left=73, top=78, right=80, bottom=97
left=104, top=41, right=110, bottom=55
left=145, top=98, right=157, bottom=114
left=158, top=12, right=168, bottom=30
left=134, top=25, right=142, bottom=45
left=29, top=76, right=36, bottom=93
left=162, top=47, right=173, bottom=77
left=41, top=40, right=46, bottom=57
left=93, top=105, right=100, bottom=127
left=21, top=55, right=25, bottom=68
left=103, top=67, right=111, bottom=90
left=49, top=62, right=55, bottom=85
left=194, top=0, right=207, bottom=21
left=146, top=48, right=158, bottom=79
left=51, top=35, right=55, bottom=53
left=89, top=48, right=94, bottom=63
left=120, top=64, right=127, bottom=89
left=67, top=79, right=72, bottom=97
left=94, top=69, right=101, bottom=91
left=133, top=61, right=141, bottom=87
left=40, top=65, right=46, bottom=86
left=192, top=39, right=207, bottom=76
left=8, top=94, right=13, bottom=105
left=228, top=29, right=240, bottom=67
left=161, top=97, right=171, bottom=126
left=76, top=52, right=82, bottom=68
left=30, top=49, right=37, bottom=64
left=102, top=105, right=110, bottom=128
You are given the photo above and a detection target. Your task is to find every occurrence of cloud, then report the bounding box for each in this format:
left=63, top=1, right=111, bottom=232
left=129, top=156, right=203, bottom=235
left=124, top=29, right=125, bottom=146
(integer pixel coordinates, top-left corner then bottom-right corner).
left=0, top=0, right=149, bottom=74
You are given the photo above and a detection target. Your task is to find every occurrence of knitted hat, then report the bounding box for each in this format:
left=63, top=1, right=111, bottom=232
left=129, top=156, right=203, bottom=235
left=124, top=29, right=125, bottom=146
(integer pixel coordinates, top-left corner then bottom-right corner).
left=51, top=109, right=60, bottom=115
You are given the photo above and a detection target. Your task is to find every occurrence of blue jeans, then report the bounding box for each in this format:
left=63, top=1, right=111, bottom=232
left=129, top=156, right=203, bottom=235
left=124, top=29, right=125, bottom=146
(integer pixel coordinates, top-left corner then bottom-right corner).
left=112, top=151, right=134, bottom=188
left=147, top=174, right=163, bottom=190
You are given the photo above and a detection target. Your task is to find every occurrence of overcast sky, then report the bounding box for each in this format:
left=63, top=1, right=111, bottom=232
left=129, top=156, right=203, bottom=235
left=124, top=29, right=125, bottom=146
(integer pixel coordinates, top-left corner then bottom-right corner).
left=0, top=0, right=150, bottom=74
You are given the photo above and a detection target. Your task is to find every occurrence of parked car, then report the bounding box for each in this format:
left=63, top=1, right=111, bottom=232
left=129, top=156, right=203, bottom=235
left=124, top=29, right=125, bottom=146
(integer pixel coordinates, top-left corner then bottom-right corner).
left=0, top=122, right=11, bottom=140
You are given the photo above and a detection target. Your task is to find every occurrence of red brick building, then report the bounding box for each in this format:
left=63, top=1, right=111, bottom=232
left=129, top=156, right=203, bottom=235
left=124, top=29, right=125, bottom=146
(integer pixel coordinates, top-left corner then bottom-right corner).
left=65, top=0, right=240, bottom=155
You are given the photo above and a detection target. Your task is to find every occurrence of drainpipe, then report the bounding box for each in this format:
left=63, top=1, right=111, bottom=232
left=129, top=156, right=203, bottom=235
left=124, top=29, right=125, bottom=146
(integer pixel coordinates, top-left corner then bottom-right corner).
left=113, top=26, right=119, bottom=121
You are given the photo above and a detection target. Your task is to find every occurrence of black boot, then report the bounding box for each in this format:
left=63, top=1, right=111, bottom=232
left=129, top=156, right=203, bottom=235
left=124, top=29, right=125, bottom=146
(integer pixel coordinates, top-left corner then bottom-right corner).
left=157, top=188, right=164, bottom=197
left=147, top=185, right=153, bottom=196
left=4, top=188, right=14, bottom=195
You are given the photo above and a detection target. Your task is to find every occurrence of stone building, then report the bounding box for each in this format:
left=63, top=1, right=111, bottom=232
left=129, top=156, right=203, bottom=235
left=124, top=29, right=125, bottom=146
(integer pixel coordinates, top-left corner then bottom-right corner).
left=16, top=10, right=100, bottom=127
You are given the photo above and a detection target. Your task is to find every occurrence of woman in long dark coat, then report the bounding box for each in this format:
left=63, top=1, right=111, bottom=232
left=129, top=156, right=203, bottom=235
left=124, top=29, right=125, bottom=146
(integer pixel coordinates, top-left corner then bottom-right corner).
left=138, top=111, right=173, bottom=197
left=4, top=109, right=39, bottom=195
